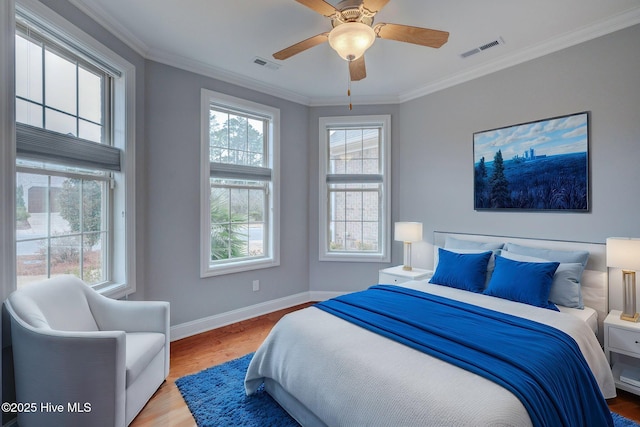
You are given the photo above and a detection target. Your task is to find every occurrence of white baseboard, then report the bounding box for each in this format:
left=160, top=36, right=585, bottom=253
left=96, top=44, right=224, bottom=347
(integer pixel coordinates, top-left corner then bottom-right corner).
left=309, top=290, right=347, bottom=301
left=170, top=290, right=349, bottom=341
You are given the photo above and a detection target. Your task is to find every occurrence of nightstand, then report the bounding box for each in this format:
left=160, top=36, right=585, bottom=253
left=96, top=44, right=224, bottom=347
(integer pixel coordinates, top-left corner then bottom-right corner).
left=604, top=310, right=640, bottom=395
left=378, top=266, right=433, bottom=285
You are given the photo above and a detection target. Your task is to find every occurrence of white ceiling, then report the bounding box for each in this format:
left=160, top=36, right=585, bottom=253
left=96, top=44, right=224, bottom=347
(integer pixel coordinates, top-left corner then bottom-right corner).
left=69, top=0, right=640, bottom=106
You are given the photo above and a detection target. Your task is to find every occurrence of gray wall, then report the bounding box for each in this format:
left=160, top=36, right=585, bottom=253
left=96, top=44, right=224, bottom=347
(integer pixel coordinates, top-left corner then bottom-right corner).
left=11, top=2, right=640, bottom=325
left=144, top=61, right=310, bottom=325
left=395, top=24, right=640, bottom=269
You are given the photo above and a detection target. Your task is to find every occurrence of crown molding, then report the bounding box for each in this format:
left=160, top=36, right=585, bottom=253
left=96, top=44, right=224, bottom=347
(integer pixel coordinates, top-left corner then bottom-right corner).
left=308, top=94, right=402, bottom=107
left=68, top=0, right=150, bottom=57
left=146, top=48, right=312, bottom=106
left=69, top=0, right=312, bottom=105
left=68, top=1, right=640, bottom=107
left=398, top=6, right=640, bottom=103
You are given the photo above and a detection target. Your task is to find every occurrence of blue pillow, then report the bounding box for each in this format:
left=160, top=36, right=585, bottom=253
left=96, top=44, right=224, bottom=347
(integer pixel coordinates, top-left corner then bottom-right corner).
left=484, top=256, right=560, bottom=311
left=500, top=251, right=584, bottom=308
left=443, top=237, right=504, bottom=286
left=429, top=248, right=492, bottom=293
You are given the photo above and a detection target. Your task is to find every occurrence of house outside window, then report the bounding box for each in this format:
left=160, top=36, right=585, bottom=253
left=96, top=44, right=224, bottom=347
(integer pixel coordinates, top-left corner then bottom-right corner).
left=200, top=89, right=280, bottom=277
left=319, top=115, right=391, bottom=262
left=14, top=3, right=136, bottom=297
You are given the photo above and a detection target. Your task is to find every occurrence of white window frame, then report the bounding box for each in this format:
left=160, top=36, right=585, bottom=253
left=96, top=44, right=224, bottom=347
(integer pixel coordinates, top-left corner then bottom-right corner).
left=319, top=115, right=391, bottom=262
left=13, top=0, right=136, bottom=299
left=1, top=0, right=17, bottom=301
left=200, top=89, right=280, bottom=277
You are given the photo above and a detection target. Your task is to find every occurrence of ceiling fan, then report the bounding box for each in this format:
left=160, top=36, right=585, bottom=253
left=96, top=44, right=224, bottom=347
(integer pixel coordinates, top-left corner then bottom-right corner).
left=273, top=0, right=450, bottom=82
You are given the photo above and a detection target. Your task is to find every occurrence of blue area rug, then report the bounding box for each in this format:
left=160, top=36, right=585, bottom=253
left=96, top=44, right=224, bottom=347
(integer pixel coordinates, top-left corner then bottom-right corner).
left=175, top=353, right=297, bottom=426
left=176, top=353, right=639, bottom=427
left=616, top=412, right=640, bottom=427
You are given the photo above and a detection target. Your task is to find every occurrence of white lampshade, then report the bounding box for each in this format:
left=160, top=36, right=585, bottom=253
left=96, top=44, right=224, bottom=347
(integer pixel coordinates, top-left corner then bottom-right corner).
left=394, top=222, right=423, bottom=243
left=607, top=238, right=640, bottom=270
left=328, top=22, right=376, bottom=61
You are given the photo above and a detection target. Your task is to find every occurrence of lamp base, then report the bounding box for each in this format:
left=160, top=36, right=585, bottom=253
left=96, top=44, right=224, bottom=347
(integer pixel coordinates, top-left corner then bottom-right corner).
left=402, top=242, right=413, bottom=271
left=621, top=270, right=639, bottom=322
left=621, top=312, right=640, bottom=322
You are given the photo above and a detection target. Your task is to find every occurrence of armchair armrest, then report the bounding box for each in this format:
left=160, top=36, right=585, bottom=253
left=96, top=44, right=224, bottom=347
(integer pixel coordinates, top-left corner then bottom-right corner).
left=87, top=295, right=171, bottom=378
left=88, top=296, right=170, bottom=334
left=7, top=308, right=127, bottom=427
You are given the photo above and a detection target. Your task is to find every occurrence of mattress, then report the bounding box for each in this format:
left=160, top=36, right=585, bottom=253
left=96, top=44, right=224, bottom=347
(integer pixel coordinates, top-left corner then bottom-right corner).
left=558, top=304, right=598, bottom=335
left=245, top=282, right=615, bottom=427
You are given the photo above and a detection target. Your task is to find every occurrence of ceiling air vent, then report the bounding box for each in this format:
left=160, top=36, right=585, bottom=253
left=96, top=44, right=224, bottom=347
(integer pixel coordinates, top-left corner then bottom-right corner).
left=460, top=37, right=505, bottom=59
left=253, top=56, right=280, bottom=70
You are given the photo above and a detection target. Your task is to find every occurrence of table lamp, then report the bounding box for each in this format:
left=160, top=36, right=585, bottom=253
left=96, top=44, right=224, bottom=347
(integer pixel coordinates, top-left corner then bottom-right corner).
left=394, top=222, right=423, bottom=271
left=607, top=237, right=640, bottom=322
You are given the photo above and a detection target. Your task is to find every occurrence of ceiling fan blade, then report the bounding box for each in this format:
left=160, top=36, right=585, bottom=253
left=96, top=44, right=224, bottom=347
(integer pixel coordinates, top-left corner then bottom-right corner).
left=273, top=33, right=329, bottom=60
left=295, top=0, right=338, bottom=17
left=349, top=55, right=367, bottom=81
left=362, top=0, right=390, bottom=14
left=375, top=23, right=449, bottom=48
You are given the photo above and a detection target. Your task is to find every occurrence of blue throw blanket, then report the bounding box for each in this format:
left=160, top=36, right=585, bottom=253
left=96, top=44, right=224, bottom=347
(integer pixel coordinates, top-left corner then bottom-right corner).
left=315, top=285, right=612, bottom=427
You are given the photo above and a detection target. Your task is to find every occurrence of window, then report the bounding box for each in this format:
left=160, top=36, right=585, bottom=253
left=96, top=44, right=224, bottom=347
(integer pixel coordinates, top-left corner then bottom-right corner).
left=200, top=89, right=280, bottom=277
left=319, top=115, right=391, bottom=262
left=14, top=4, right=136, bottom=297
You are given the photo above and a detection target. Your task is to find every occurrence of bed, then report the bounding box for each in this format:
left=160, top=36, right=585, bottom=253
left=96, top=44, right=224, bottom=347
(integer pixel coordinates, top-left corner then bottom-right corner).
left=245, top=232, right=616, bottom=426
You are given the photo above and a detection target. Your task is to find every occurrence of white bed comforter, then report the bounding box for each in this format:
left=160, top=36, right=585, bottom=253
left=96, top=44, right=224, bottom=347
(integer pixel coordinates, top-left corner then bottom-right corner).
left=245, top=281, right=616, bottom=427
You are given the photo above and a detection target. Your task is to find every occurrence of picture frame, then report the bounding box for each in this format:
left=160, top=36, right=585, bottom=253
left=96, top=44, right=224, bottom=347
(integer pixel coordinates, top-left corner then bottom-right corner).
left=473, top=111, right=589, bottom=211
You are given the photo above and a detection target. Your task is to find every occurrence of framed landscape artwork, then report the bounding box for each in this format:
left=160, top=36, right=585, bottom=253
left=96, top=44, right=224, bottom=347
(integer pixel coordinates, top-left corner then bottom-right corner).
left=473, top=111, right=589, bottom=211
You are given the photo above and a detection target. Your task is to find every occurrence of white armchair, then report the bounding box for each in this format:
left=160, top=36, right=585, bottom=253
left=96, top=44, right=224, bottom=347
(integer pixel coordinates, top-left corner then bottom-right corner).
left=5, top=275, right=170, bottom=427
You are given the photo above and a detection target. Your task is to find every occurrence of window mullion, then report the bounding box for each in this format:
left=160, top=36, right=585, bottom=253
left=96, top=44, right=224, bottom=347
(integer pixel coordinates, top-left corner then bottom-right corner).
left=360, top=191, right=364, bottom=251
left=40, top=33, right=45, bottom=128
left=226, top=188, right=232, bottom=259
left=75, top=60, right=79, bottom=138
left=379, top=188, right=383, bottom=248
left=245, top=189, right=250, bottom=254
left=103, top=74, right=109, bottom=145
left=46, top=175, right=51, bottom=278
left=79, top=179, right=84, bottom=280
left=211, top=182, right=263, bottom=191
left=17, top=165, right=109, bottom=182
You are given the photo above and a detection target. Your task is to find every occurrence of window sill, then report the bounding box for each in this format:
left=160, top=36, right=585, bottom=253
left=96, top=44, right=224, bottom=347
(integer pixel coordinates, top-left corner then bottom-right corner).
left=320, top=252, right=390, bottom=263
left=96, top=281, right=134, bottom=300
left=201, top=257, right=280, bottom=278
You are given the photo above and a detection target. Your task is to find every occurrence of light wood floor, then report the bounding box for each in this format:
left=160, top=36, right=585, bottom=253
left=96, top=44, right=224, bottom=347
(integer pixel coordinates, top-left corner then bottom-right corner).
left=131, top=303, right=640, bottom=426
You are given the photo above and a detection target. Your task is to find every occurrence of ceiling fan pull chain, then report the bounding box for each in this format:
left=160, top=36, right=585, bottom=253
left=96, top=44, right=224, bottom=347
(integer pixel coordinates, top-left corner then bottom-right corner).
left=347, top=61, right=353, bottom=110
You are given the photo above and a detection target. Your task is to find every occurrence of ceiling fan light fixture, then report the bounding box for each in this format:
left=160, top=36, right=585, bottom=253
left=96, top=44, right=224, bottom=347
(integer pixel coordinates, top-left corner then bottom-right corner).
left=328, top=22, right=375, bottom=61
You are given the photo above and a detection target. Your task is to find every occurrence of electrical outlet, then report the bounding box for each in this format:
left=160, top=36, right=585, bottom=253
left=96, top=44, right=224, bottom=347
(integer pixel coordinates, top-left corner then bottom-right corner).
left=252, top=280, right=259, bottom=292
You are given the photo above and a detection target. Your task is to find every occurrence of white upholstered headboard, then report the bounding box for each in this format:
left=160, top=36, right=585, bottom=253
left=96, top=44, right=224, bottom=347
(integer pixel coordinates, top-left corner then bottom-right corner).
left=432, top=232, right=608, bottom=342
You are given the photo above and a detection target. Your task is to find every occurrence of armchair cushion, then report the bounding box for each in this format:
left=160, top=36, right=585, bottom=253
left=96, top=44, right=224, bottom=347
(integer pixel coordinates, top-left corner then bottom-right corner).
left=126, top=332, right=165, bottom=385
left=9, top=278, right=99, bottom=331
